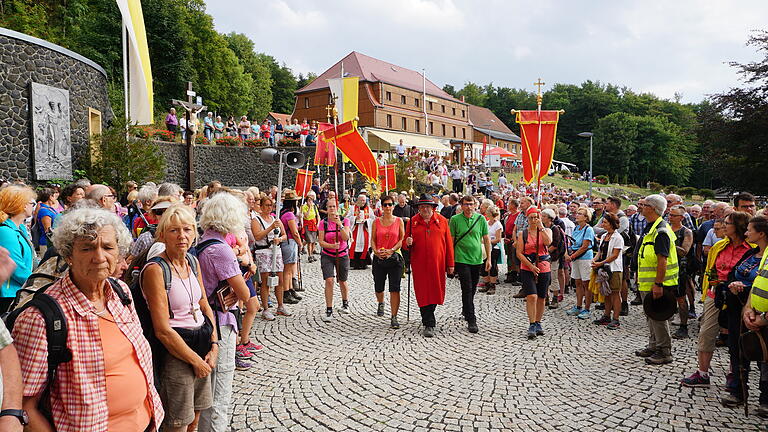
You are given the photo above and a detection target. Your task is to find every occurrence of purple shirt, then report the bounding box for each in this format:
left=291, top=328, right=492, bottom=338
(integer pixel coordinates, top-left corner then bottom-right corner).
left=280, top=211, right=296, bottom=240
left=165, top=113, right=178, bottom=126
left=197, top=229, right=241, bottom=331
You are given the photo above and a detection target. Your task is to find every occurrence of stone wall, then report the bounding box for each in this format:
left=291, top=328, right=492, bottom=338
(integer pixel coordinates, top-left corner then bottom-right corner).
left=0, top=27, right=112, bottom=181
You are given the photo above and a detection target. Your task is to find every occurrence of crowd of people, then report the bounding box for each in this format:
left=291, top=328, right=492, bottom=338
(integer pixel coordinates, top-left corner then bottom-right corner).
left=0, top=169, right=766, bottom=430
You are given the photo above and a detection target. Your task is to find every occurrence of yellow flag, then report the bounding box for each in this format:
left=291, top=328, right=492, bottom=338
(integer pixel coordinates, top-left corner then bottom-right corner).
left=116, top=0, right=154, bottom=125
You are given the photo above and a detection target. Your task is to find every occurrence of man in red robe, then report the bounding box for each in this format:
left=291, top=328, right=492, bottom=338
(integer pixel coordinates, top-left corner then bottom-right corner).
left=349, top=194, right=374, bottom=269
left=405, top=194, right=455, bottom=337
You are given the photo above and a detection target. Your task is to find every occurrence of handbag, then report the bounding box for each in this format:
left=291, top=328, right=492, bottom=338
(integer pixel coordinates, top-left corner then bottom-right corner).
left=209, top=281, right=239, bottom=313
left=173, top=314, right=214, bottom=358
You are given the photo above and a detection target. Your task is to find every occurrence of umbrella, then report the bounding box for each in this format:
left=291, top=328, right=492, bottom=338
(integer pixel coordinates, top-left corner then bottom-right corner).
left=483, top=146, right=517, bottom=158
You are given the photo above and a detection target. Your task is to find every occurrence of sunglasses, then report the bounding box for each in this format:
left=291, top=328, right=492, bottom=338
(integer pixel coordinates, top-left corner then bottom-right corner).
left=381, top=203, right=394, bottom=207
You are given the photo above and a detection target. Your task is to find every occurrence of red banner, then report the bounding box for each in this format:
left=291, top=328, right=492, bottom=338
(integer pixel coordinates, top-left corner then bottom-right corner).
left=321, top=121, right=378, bottom=182
left=515, top=110, right=560, bottom=183
left=378, top=164, right=396, bottom=191
left=295, top=169, right=315, bottom=197
left=314, top=122, right=337, bottom=166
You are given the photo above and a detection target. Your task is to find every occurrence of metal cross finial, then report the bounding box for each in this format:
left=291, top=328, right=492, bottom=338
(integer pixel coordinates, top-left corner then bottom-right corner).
left=533, top=78, right=545, bottom=96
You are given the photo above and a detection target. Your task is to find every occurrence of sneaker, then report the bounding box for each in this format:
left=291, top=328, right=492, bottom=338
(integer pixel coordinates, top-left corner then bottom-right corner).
left=577, top=309, right=592, bottom=320
left=681, top=371, right=710, bottom=388
left=557, top=294, right=564, bottom=302
left=548, top=295, right=559, bottom=309
left=688, top=310, right=697, bottom=319
left=235, top=358, right=252, bottom=371
left=236, top=345, right=254, bottom=359
left=321, top=311, right=333, bottom=322
left=721, top=393, right=744, bottom=408
left=630, top=294, right=643, bottom=306
left=261, top=309, right=276, bottom=321
left=423, top=326, right=435, bottom=338
left=283, top=291, right=300, bottom=305
left=276, top=306, right=292, bottom=317
left=289, top=289, right=303, bottom=301
left=390, top=316, right=400, bottom=329
left=565, top=306, right=581, bottom=316
left=339, top=304, right=351, bottom=314
left=592, top=315, right=611, bottom=325
left=241, top=341, right=264, bottom=352
left=725, top=372, right=737, bottom=392
left=672, top=326, right=688, bottom=339
left=620, top=302, right=629, bottom=316
left=468, top=321, right=479, bottom=334
left=645, top=351, right=673, bottom=365
left=376, top=303, right=385, bottom=317
left=535, top=322, right=544, bottom=336
left=606, top=319, right=620, bottom=330
left=527, top=324, right=537, bottom=340
left=634, top=347, right=656, bottom=358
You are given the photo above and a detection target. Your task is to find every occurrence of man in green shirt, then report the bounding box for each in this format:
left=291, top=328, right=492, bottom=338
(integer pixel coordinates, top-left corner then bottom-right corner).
left=449, top=195, right=491, bottom=334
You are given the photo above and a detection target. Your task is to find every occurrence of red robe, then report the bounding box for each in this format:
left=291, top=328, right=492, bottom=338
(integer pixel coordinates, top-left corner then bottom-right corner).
left=405, top=212, right=454, bottom=307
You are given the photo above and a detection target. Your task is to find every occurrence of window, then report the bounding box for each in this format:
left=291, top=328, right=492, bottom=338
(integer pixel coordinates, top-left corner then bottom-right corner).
left=441, top=105, right=445, bottom=113
left=462, top=128, right=466, bottom=139
left=452, top=107, right=456, bottom=116
left=386, top=91, right=392, bottom=101
left=386, top=114, right=392, bottom=128
left=401, top=95, right=406, bottom=104
left=415, top=98, right=420, bottom=108
left=429, top=122, right=434, bottom=134
left=461, top=110, right=465, bottom=118
left=415, top=119, right=420, bottom=132
left=401, top=117, right=407, bottom=130
left=441, top=124, right=446, bottom=135
left=452, top=126, right=456, bottom=137
left=428, top=101, right=433, bottom=110
left=304, top=97, right=309, bottom=109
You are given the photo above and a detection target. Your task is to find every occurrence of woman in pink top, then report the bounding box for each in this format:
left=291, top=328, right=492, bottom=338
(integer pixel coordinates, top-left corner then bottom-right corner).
left=516, top=207, right=552, bottom=340
left=141, top=204, right=218, bottom=431
left=370, top=195, right=405, bottom=329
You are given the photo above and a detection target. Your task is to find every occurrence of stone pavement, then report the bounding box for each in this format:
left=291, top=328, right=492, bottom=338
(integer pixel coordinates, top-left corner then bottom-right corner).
left=231, top=257, right=763, bottom=431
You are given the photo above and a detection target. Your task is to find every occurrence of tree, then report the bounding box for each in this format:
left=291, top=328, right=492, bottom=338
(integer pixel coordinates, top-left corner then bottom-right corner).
left=224, top=32, right=272, bottom=120
left=455, top=82, right=487, bottom=106
left=442, top=84, right=457, bottom=97
left=258, top=54, right=297, bottom=114
left=296, top=72, right=317, bottom=90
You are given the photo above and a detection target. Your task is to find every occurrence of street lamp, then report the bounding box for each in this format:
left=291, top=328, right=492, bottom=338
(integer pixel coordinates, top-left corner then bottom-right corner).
left=577, top=132, right=594, bottom=199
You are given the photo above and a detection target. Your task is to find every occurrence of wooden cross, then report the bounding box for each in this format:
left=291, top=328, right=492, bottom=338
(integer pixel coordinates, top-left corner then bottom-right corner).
left=171, top=81, right=206, bottom=191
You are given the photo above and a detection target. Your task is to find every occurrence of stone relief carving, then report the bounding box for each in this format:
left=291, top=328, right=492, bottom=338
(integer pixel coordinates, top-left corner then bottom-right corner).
left=30, top=82, right=72, bottom=180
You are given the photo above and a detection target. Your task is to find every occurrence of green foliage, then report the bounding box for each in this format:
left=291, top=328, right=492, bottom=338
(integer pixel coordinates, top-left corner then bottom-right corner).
left=87, top=119, right=165, bottom=194
left=394, top=159, right=428, bottom=196
left=678, top=186, right=697, bottom=197
left=296, top=72, right=318, bottom=90
left=665, top=184, right=678, bottom=193
left=258, top=54, right=297, bottom=114
left=224, top=32, right=272, bottom=120
left=697, top=188, right=716, bottom=199
left=648, top=182, right=664, bottom=191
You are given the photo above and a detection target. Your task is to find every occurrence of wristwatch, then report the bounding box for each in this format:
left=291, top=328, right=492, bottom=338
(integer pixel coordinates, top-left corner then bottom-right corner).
left=0, top=409, right=29, bottom=426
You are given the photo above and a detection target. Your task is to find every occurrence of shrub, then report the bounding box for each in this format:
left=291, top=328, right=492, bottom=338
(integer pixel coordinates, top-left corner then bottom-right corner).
left=195, top=135, right=210, bottom=145
left=678, top=186, right=697, bottom=198
left=698, top=188, right=716, bottom=199
left=243, top=138, right=267, bottom=147
left=216, top=136, right=241, bottom=147
left=648, top=182, right=664, bottom=191
left=130, top=125, right=152, bottom=139
left=557, top=169, right=571, bottom=176
left=278, top=137, right=301, bottom=147
left=666, top=184, right=678, bottom=193
left=595, top=175, right=609, bottom=184
left=152, top=129, right=175, bottom=142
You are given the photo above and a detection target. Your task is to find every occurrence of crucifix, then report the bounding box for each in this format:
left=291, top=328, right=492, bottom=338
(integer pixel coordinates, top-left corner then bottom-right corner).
left=172, top=81, right=206, bottom=190
left=533, top=78, right=545, bottom=105
left=325, top=105, right=333, bottom=123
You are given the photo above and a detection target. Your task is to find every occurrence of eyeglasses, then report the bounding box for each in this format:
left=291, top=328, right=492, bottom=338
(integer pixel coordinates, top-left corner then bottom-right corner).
left=104, top=194, right=115, bottom=199
left=381, top=203, right=394, bottom=207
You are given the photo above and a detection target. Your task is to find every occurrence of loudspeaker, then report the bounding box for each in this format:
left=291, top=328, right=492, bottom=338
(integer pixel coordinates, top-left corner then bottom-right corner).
left=260, top=148, right=279, bottom=164
left=259, top=149, right=305, bottom=169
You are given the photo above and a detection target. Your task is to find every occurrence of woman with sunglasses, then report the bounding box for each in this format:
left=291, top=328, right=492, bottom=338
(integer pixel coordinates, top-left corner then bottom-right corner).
left=370, top=195, right=404, bottom=329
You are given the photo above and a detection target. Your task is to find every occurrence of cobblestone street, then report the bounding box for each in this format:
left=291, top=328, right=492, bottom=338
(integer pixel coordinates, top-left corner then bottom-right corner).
left=232, top=257, right=762, bottom=431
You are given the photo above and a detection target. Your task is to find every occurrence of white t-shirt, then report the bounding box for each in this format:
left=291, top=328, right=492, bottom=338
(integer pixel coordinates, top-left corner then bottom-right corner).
left=488, top=220, right=503, bottom=249
left=450, top=169, right=463, bottom=180
left=561, top=217, right=575, bottom=237
left=600, top=232, right=625, bottom=272
left=703, top=228, right=722, bottom=247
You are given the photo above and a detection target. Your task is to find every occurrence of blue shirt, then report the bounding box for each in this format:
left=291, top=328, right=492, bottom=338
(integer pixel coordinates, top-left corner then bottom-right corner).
left=36, top=204, right=58, bottom=246
left=570, top=224, right=595, bottom=261
left=204, top=116, right=214, bottom=128
left=735, top=253, right=762, bottom=288
left=0, top=219, right=34, bottom=297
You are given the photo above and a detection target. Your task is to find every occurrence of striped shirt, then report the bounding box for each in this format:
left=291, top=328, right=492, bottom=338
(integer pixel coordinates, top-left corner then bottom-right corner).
left=11, top=274, right=163, bottom=431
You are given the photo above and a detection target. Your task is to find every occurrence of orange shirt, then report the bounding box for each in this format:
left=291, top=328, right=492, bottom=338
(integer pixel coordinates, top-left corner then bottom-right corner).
left=98, top=313, right=152, bottom=431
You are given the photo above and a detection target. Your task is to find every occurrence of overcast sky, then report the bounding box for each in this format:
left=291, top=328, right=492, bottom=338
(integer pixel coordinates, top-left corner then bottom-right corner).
left=205, top=0, right=767, bottom=103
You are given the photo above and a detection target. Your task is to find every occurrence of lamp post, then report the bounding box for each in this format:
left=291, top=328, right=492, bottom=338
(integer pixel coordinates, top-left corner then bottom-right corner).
left=577, top=132, right=594, bottom=199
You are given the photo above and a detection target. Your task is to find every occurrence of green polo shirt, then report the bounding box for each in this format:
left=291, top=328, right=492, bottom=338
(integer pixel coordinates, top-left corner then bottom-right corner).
left=449, top=212, right=488, bottom=265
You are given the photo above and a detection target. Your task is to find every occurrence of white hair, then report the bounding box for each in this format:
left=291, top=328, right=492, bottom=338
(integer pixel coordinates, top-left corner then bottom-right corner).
left=158, top=182, right=182, bottom=198
left=199, top=192, right=248, bottom=234
left=138, top=184, right=158, bottom=203
left=645, top=194, right=667, bottom=216
left=52, top=208, right=132, bottom=259
left=542, top=208, right=556, bottom=220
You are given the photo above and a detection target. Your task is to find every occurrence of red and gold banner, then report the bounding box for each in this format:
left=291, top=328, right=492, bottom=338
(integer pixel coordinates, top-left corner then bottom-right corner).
left=295, top=169, right=315, bottom=197
left=515, top=110, right=561, bottom=183
left=378, top=164, right=396, bottom=191
left=314, top=122, right=337, bottom=166
left=321, top=121, right=378, bottom=182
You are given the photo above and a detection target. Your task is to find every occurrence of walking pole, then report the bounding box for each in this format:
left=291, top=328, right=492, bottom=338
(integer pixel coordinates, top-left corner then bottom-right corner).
left=406, top=218, right=412, bottom=322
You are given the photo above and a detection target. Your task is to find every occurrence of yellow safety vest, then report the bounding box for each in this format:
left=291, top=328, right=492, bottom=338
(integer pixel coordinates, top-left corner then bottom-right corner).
left=637, top=217, right=679, bottom=292
left=750, top=252, right=768, bottom=313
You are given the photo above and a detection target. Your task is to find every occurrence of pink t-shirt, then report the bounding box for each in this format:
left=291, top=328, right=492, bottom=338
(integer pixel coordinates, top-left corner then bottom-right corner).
left=523, top=229, right=551, bottom=273
left=320, top=218, right=350, bottom=257
left=280, top=211, right=297, bottom=240
left=146, top=262, right=204, bottom=329
left=374, top=218, right=401, bottom=250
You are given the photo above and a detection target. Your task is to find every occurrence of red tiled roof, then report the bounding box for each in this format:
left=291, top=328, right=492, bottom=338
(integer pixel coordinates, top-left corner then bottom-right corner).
left=467, top=105, right=514, bottom=134
left=266, top=112, right=291, bottom=125
left=296, top=51, right=463, bottom=103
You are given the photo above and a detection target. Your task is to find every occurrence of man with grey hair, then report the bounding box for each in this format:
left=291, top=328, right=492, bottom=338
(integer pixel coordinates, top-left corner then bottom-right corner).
left=664, top=193, right=694, bottom=230
left=634, top=194, right=677, bottom=365
left=130, top=184, right=159, bottom=238
left=558, top=206, right=575, bottom=237
left=85, top=184, right=116, bottom=210
left=158, top=182, right=183, bottom=200
left=625, top=204, right=638, bottom=218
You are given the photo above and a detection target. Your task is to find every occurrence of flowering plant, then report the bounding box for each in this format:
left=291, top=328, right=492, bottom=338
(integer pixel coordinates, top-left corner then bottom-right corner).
left=278, top=137, right=301, bottom=147
left=243, top=138, right=267, bottom=147
left=216, top=136, right=241, bottom=147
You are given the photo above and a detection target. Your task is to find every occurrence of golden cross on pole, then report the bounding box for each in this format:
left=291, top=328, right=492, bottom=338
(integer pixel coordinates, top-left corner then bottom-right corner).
left=533, top=78, right=545, bottom=105
left=325, top=105, right=333, bottom=123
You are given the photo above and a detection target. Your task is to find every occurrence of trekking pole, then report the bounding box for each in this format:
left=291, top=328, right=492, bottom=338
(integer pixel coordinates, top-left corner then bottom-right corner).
left=406, top=217, right=412, bottom=322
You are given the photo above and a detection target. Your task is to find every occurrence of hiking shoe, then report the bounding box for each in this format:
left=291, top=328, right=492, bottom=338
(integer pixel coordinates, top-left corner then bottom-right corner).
left=276, top=306, right=292, bottom=317
left=512, top=289, right=527, bottom=298
left=283, top=292, right=300, bottom=305
left=321, top=311, right=333, bottom=322
left=376, top=303, right=385, bottom=316
left=620, top=302, right=629, bottom=316
left=390, top=316, right=400, bottom=329
left=577, top=309, right=591, bottom=320
left=241, top=341, right=264, bottom=352
left=535, top=322, right=544, bottom=336
left=634, top=347, right=656, bottom=358
left=468, top=321, right=479, bottom=334
left=548, top=295, right=559, bottom=309
left=289, top=289, right=303, bottom=301
left=262, top=310, right=276, bottom=321
left=606, top=319, right=621, bottom=330
left=688, top=310, right=697, bottom=319
left=486, top=284, right=496, bottom=295
left=565, top=306, right=581, bottom=316
left=235, top=358, right=252, bottom=371
left=593, top=315, right=611, bottom=325
left=645, top=352, right=673, bottom=365
left=339, top=304, right=351, bottom=314
left=595, top=303, right=605, bottom=310
left=725, top=373, right=737, bottom=392
left=721, top=393, right=744, bottom=408
left=672, top=326, right=688, bottom=339
left=423, top=326, right=435, bottom=338
left=630, top=294, right=643, bottom=306
left=715, top=337, right=727, bottom=348
left=681, top=371, right=710, bottom=388
left=236, top=345, right=254, bottom=359
left=527, top=324, right=537, bottom=340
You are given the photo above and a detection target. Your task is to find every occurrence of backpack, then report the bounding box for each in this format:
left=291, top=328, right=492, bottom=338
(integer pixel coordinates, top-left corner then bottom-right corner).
left=5, top=255, right=69, bottom=314
left=2, top=277, right=131, bottom=421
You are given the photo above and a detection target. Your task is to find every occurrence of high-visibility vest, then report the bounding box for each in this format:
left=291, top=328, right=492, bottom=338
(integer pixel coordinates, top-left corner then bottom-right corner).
left=750, top=252, right=768, bottom=312
left=637, top=217, right=679, bottom=292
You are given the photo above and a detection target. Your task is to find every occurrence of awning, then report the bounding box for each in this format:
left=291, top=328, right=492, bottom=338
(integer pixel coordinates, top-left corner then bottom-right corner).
left=364, top=128, right=453, bottom=154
